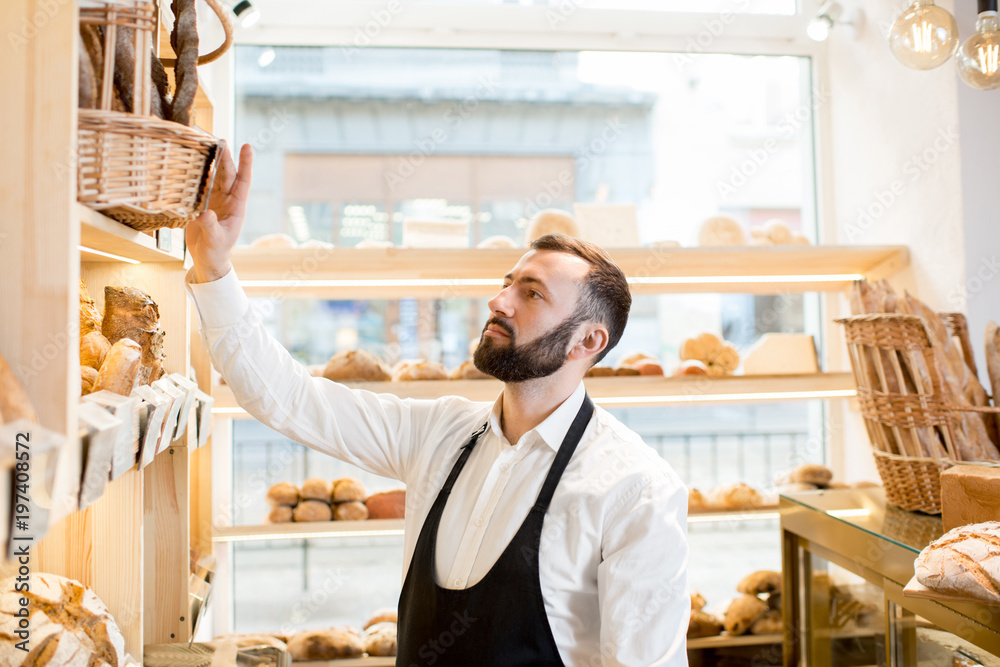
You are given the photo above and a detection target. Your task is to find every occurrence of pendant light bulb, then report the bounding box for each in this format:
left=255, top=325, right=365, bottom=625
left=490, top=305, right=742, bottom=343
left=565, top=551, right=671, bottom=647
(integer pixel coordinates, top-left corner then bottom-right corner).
left=888, top=0, right=959, bottom=70
left=958, top=9, right=1000, bottom=90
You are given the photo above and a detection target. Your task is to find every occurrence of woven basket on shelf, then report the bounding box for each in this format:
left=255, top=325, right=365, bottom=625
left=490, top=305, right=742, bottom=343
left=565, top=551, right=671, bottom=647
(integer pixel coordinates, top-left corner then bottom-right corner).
left=77, top=0, right=226, bottom=231
left=836, top=312, right=1000, bottom=514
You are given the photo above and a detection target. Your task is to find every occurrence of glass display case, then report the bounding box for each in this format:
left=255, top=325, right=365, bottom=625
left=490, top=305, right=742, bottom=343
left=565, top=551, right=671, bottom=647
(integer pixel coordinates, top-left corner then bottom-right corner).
left=780, top=488, right=1000, bottom=667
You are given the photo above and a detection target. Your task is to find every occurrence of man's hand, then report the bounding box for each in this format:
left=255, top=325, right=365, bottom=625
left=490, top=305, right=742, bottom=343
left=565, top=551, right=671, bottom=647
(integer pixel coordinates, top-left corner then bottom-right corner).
left=188, top=142, right=254, bottom=283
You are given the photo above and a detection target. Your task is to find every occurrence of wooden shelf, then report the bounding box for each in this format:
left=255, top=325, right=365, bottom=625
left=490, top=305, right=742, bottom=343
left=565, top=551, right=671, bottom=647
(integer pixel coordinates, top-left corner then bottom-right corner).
left=687, top=632, right=782, bottom=649
left=214, top=519, right=405, bottom=542
left=78, top=203, right=185, bottom=263
left=228, top=245, right=909, bottom=298
left=212, top=373, right=855, bottom=416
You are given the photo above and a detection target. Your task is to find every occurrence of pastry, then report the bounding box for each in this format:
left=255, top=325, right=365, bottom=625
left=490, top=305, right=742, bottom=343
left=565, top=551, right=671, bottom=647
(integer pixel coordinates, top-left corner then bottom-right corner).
left=249, top=233, right=297, bottom=249
left=169, top=0, right=199, bottom=125
left=364, top=609, right=398, bottom=630
left=362, top=621, right=397, bottom=656
left=687, top=609, right=723, bottom=639
left=524, top=209, right=579, bottom=243
left=301, top=478, right=333, bottom=502
left=697, top=216, right=746, bottom=247
left=392, top=360, right=448, bottom=381
left=0, top=351, right=37, bottom=424
left=266, top=483, right=300, bottom=507
left=723, top=595, right=768, bottom=636
left=750, top=609, right=784, bottom=635
left=81, top=331, right=111, bottom=370
left=615, top=352, right=663, bottom=376
left=366, top=490, right=406, bottom=519
left=690, top=592, right=706, bottom=611
left=914, top=521, right=1000, bottom=604
left=707, top=483, right=764, bottom=510
left=672, top=360, right=709, bottom=377
left=266, top=506, right=293, bottom=524
left=286, top=629, right=364, bottom=660
left=449, top=360, right=492, bottom=380
left=80, top=279, right=102, bottom=337
left=93, top=339, right=142, bottom=397
left=323, top=350, right=392, bottom=382
left=737, top=570, right=782, bottom=596
left=333, top=501, right=369, bottom=521
left=293, top=500, right=333, bottom=522
left=680, top=333, right=740, bottom=377
left=332, top=478, right=367, bottom=503
left=81, top=366, right=99, bottom=396
left=0, top=572, right=127, bottom=667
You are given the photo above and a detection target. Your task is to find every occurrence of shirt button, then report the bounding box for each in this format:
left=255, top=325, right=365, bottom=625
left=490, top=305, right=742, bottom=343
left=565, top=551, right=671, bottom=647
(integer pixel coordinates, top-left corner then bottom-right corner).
left=499, top=464, right=509, bottom=473
left=475, top=517, right=484, bottom=526
left=454, top=578, right=462, bottom=587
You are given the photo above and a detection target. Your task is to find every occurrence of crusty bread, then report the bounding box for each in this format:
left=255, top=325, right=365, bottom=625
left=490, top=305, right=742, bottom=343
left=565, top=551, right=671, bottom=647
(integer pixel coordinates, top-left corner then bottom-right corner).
left=449, top=360, right=492, bottom=380
left=914, top=521, right=1000, bottom=604
left=362, top=621, right=397, bottom=657
left=777, top=463, right=833, bottom=488
left=524, top=209, right=579, bottom=243
left=93, top=338, right=142, bottom=397
left=286, top=629, right=364, bottom=660
left=333, top=501, right=369, bottom=521
left=750, top=609, right=783, bottom=635
left=80, top=331, right=111, bottom=370
left=707, top=483, right=764, bottom=510
left=266, top=482, right=300, bottom=507
left=364, top=609, right=398, bottom=630
left=323, top=350, right=392, bottom=382
left=81, top=366, right=99, bottom=397
left=0, top=572, right=127, bottom=667
left=687, top=488, right=707, bottom=512
left=80, top=279, right=103, bottom=337
left=391, top=360, right=448, bottom=381
left=687, top=610, right=723, bottom=639
left=293, top=500, right=333, bottom=522
left=332, top=478, right=367, bottom=503
left=266, top=506, right=293, bottom=524
left=737, top=570, right=782, bottom=596
left=723, top=595, right=768, bottom=636
left=301, top=478, right=333, bottom=502
left=366, top=490, right=406, bottom=519
left=690, top=592, right=706, bottom=611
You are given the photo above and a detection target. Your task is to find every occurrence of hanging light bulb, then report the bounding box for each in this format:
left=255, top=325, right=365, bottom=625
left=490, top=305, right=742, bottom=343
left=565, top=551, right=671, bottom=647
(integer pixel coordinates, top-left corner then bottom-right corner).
left=958, top=1, right=1000, bottom=90
left=888, top=0, right=959, bottom=70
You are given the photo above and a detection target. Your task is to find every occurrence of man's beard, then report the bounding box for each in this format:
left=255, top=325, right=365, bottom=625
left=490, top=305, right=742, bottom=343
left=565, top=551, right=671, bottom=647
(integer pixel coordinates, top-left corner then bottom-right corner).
left=473, top=312, right=586, bottom=384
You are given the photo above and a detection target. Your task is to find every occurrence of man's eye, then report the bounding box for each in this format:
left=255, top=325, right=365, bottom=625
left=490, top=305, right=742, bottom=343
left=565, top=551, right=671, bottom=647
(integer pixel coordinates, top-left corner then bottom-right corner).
left=528, top=290, right=541, bottom=299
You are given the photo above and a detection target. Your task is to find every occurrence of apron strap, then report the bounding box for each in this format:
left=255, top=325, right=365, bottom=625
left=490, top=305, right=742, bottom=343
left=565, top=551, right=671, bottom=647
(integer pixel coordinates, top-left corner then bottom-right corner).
left=439, top=422, right=489, bottom=497
left=532, top=394, right=594, bottom=513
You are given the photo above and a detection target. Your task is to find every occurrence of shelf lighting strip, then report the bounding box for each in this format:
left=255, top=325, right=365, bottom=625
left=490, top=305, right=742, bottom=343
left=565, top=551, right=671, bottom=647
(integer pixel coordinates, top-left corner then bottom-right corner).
left=79, top=245, right=141, bottom=264
left=239, top=273, right=865, bottom=290
left=214, top=528, right=405, bottom=543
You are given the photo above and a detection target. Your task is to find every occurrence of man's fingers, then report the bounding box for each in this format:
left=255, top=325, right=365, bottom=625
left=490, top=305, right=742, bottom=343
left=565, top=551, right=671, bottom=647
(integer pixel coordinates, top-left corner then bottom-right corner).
left=230, top=143, right=255, bottom=205
left=214, top=144, right=237, bottom=195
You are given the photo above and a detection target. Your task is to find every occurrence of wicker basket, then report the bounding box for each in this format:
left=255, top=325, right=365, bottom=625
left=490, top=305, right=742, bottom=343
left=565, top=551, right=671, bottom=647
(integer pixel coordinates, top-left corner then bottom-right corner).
left=77, top=0, right=226, bottom=230
left=837, top=312, right=1000, bottom=514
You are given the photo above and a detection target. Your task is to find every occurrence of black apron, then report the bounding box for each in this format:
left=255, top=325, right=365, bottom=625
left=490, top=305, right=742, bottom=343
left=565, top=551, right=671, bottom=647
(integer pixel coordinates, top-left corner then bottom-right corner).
left=397, top=395, right=595, bottom=667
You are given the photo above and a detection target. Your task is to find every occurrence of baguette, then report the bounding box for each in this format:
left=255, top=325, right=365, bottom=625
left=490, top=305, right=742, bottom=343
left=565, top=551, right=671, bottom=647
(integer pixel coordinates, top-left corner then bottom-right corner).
left=170, top=0, right=199, bottom=125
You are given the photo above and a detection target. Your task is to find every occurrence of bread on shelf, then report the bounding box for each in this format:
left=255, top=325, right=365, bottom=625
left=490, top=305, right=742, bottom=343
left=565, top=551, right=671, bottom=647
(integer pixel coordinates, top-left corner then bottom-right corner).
left=300, top=478, right=333, bottom=502
left=697, top=216, right=746, bottom=247
left=333, top=500, right=369, bottom=521
left=737, top=570, right=782, bottom=596
left=322, top=350, right=392, bottom=382
left=362, top=621, right=397, bottom=657
left=265, top=482, right=300, bottom=508
left=366, top=490, right=406, bottom=519
left=914, top=521, right=1000, bottom=604
left=293, top=500, right=333, bottom=522
left=392, top=360, right=448, bottom=381
left=286, top=628, right=364, bottom=660
left=93, top=339, right=143, bottom=397
left=332, top=477, right=367, bottom=503
left=680, top=333, right=740, bottom=377
left=723, top=595, right=768, bottom=636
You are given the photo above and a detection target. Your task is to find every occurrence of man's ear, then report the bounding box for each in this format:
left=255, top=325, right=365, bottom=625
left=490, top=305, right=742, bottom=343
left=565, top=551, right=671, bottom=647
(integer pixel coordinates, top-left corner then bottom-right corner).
left=568, top=324, right=609, bottom=363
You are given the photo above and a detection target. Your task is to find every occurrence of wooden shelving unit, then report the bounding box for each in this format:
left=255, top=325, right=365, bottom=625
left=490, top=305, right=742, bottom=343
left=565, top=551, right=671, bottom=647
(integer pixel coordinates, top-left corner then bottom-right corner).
left=228, top=245, right=909, bottom=298
left=214, top=519, right=405, bottom=542
left=79, top=204, right=186, bottom=263
left=687, top=632, right=783, bottom=649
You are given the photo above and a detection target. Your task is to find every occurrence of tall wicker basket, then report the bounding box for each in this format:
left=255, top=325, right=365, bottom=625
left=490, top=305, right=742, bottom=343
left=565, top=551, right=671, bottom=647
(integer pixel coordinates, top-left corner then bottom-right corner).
left=77, top=0, right=225, bottom=230
left=837, top=312, right=1000, bottom=514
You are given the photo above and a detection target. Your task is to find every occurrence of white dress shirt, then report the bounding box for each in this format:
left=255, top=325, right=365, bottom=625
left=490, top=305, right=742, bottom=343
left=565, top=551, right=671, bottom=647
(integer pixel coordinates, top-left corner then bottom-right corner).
left=187, top=268, right=690, bottom=666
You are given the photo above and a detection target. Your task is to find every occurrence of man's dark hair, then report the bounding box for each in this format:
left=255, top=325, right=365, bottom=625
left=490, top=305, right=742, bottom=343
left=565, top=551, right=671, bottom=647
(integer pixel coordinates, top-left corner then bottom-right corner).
left=530, top=234, right=631, bottom=364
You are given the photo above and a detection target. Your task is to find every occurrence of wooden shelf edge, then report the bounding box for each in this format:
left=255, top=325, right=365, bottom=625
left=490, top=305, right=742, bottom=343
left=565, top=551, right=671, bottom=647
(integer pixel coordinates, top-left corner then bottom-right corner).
left=687, top=632, right=783, bottom=649
left=214, top=518, right=405, bottom=541
left=78, top=203, right=185, bottom=263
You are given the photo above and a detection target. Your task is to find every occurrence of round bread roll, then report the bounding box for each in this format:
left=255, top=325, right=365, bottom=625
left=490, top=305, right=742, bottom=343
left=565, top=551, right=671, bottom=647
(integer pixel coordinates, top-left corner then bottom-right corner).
left=211, top=633, right=288, bottom=651
left=250, top=233, right=297, bottom=249
left=476, top=235, right=518, bottom=249
left=266, top=506, right=293, bottom=524
left=737, top=570, right=782, bottom=596
left=688, top=488, right=708, bottom=512
left=789, top=233, right=811, bottom=245
left=749, top=609, right=783, bottom=635
left=915, top=521, right=1000, bottom=604
left=449, top=360, right=492, bottom=380
left=724, top=595, right=768, bottom=636
left=687, top=609, right=724, bottom=639
left=634, top=361, right=663, bottom=376
left=789, top=463, right=833, bottom=487
left=366, top=490, right=406, bottom=520
left=286, top=628, right=364, bottom=660
left=585, top=365, right=615, bottom=377
left=80, top=331, right=111, bottom=370
left=323, top=350, right=392, bottom=382
left=707, top=482, right=764, bottom=510
left=524, top=209, right=579, bottom=243
left=763, top=219, right=793, bottom=244
left=365, top=609, right=398, bottom=630
left=0, top=572, right=127, bottom=667
left=266, top=482, right=300, bottom=508
left=619, top=351, right=657, bottom=367
left=81, top=366, right=99, bottom=396
left=334, top=500, right=369, bottom=521
left=690, top=591, right=707, bottom=611
left=698, top=216, right=746, bottom=247
left=673, top=359, right=709, bottom=377
left=362, top=621, right=397, bottom=657
left=391, top=360, right=448, bottom=381
left=332, top=478, right=367, bottom=503
left=301, top=478, right=333, bottom=502
left=293, top=500, right=333, bottom=522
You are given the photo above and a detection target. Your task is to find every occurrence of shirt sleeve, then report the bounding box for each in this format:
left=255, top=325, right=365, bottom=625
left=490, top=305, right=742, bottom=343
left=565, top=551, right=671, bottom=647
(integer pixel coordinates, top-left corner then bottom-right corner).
left=597, top=465, right=690, bottom=666
left=185, top=267, right=431, bottom=482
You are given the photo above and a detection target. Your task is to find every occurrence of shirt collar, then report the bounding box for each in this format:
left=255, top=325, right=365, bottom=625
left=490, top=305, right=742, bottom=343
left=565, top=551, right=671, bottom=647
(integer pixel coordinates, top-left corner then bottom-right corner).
left=488, top=382, right=588, bottom=451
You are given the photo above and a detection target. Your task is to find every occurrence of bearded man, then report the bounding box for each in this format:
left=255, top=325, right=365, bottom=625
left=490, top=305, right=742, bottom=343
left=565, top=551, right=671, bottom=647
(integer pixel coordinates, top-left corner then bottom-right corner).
left=185, top=144, right=689, bottom=666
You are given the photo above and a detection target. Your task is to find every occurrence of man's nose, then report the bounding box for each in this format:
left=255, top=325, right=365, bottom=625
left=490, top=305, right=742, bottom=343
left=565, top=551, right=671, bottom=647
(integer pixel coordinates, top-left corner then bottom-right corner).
left=487, top=286, right=514, bottom=319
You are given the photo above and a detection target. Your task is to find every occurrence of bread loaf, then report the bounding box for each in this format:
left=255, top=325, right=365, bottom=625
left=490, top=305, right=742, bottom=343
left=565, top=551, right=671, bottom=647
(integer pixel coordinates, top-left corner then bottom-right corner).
left=524, top=209, right=579, bottom=243
left=687, top=488, right=707, bottom=512
left=93, top=339, right=142, bottom=397
left=0, top=351, right=37, bottom=424
left=266, top=482, right=300, bottom=507
left=169, top=0, right=199, bottom=125
left=585, top=365, right=615, bottom=377
left=102, top=286, right=165, bottom=387
left=706, top=483, right=764, bottom=510
left=690, top=592, right=706, bottom=611
left=941, top=465, right=1000, bottom=532
left=449, top=360, right=492, bottom=380
left=81, top=366, right=99, bottom=396
left=392, top=360, right=448, bottom=381
left=673, top=360, right=709, bottom=377
left=366, top=490, right=406, bottom=519
left=914, top=521, right=1000, bottom=604
left=81, top=331, right=111, bottom=370
left=698, top=216, right=746, bottom=247
left=362, top=621, right=397, bottom=657
left=266, top=506, right=293, bottom=524
left=737, top=570, right=782, bottom=596
left=688, top=610, right=723, bottom=638
left=301, top=478, right=333, bottom=502
left=364, top=609, right=398, bottom=630
left=0, top=572, right=127, bottom=667
left=749, top=609, right=783, bottom=635
left=293, top=500, right=333, bottom=522
left=333, top=501, right=369, bottom=521
left=80, top=279, right=103, bottom=337
left=323, top=350, right=392, bottom=382
left=723, top=595, right=768, bottom=636
left=778, top=463, right=832, bottom=487
left=680, top=333, right=739, bottom=377
left=286, top=629, right=364, bottom=660
left=332, top=478, right=367, bottom=503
